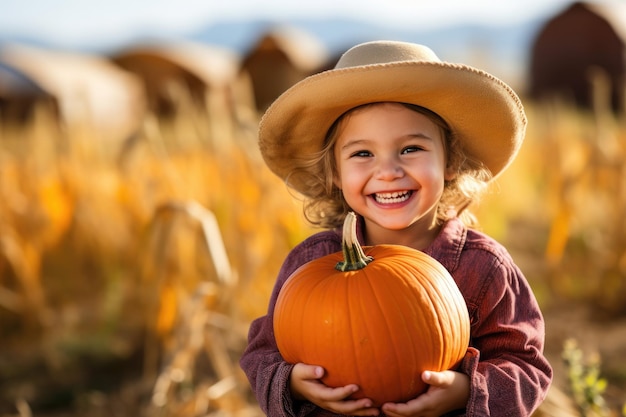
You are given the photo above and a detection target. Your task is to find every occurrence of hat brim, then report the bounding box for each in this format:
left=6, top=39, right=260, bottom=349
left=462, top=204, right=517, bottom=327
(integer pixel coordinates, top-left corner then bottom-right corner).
left=259, top=60, right=526, bottom=196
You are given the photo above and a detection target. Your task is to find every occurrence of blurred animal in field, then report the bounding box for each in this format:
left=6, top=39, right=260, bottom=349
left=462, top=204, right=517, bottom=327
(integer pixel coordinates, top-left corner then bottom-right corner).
left=0, top=43, right=145, bottom=141
left=529, top=1, right=626, bottom=112
left=239, top=26, right=330, bottom=111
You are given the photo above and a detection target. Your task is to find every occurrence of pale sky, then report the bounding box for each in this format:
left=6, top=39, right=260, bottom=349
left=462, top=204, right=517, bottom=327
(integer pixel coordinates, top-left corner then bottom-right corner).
left=1, top=0, right=578, bottom=49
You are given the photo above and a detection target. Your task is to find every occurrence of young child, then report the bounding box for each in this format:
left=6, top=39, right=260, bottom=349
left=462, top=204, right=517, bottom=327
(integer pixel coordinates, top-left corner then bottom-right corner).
left=240, top=40, right=552, bottom=416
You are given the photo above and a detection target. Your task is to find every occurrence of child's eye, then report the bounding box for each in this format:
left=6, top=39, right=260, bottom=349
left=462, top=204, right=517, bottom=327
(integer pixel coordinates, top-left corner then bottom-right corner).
left=350, top=150, right=372, bottom=158
left=401, top=146, right=423, bottom=154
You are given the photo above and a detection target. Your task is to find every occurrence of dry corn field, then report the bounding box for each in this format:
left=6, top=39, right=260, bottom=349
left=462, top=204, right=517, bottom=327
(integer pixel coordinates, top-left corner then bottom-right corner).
left=0, top=84, right=625, bottom=416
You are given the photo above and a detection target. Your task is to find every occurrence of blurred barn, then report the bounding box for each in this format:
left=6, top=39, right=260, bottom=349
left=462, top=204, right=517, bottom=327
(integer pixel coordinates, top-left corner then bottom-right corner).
left=0, top=43, right=145, bottom=141
left=110, top=42, right=248, bottom=122
left=529, top=1, right=626, bottom=112
left=240, top=26, right=329, bottom=111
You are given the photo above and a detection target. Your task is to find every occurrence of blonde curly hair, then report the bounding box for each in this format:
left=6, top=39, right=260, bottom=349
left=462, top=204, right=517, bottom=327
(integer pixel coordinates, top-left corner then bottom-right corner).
left=284, top=102, right=492, bottom=230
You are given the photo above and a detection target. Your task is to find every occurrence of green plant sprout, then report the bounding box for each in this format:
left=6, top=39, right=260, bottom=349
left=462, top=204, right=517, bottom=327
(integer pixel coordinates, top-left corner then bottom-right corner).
left=562, top=338, right=613, bottom=417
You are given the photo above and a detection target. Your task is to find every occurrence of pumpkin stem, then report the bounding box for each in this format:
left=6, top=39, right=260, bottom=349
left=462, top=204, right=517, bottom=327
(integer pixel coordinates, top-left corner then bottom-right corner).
left=336, top=212, right=373, bottom=271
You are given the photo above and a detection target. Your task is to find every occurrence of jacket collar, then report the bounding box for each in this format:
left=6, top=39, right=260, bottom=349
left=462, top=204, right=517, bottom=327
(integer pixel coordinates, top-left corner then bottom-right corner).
left=352, top=214, right=466, bottom=273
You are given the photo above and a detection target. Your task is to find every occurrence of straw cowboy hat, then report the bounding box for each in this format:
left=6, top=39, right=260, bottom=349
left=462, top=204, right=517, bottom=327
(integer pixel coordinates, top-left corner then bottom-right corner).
left=258, top=40, right=526, bottom=196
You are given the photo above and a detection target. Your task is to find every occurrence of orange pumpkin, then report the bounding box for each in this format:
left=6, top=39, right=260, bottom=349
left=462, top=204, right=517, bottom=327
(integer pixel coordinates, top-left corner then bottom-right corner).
left=273, top=212, right=470, bottom=407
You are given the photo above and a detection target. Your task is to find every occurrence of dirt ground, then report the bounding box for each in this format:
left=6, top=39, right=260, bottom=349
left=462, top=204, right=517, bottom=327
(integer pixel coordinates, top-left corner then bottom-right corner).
left=542, top=302, right=626, bottom=412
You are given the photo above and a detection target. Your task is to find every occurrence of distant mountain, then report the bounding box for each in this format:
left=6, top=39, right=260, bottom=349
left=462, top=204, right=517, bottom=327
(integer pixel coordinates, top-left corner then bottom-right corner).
left=0, top=34, right=64, bottom=51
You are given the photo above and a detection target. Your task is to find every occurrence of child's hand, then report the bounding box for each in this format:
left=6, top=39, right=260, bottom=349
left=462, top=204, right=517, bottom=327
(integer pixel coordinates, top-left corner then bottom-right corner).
left=381, top=370, right=470, bottom=417
left=289, top=363, right=381, bottom=416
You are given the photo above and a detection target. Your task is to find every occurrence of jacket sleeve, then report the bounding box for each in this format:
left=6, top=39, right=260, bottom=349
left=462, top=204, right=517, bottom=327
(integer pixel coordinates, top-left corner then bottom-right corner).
left=459, top=255, right=553, bottom=416
left=239, top=233, right=342, bottom=417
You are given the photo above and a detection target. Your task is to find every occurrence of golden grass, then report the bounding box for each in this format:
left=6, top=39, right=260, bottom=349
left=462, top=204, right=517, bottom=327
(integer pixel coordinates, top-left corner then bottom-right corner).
left=0, top=102, right=315, bottom=416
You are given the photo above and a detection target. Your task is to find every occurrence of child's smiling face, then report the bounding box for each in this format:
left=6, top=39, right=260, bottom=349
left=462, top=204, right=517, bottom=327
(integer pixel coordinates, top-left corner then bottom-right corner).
left=333, top=102, right=455, bottom=246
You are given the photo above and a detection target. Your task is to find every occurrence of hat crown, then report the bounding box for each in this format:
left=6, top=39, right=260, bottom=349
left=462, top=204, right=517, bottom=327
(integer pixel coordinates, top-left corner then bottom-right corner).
left=335, top=41, right=441, bottom=69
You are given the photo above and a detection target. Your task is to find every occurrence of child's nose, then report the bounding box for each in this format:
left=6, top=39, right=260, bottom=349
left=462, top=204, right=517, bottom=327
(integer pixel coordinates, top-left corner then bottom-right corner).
left=374, top=158, right=404, bottom=180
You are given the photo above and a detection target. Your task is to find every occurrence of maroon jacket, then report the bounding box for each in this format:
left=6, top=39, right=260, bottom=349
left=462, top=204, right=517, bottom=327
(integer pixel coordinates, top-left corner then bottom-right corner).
left=240, top=217, right=552, bottom=416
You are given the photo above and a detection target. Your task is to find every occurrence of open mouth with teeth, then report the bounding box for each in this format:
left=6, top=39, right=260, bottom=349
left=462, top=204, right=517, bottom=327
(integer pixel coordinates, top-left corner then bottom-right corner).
left=373, top=191, right=413, bottom=204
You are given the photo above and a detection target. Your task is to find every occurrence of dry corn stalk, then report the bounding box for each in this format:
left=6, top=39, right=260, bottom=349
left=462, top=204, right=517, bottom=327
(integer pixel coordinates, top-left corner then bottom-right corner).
left=537, top=69, right=626, bottom=310
left=139, top=200, right=256, bottom=416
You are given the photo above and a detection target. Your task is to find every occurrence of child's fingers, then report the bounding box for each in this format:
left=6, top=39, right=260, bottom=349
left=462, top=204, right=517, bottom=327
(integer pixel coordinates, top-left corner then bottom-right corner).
left=321, top=384, right=360, bottom=401
left=293, top=363, right=325, bottom=380
left=422, top=370, right=451, bottom=386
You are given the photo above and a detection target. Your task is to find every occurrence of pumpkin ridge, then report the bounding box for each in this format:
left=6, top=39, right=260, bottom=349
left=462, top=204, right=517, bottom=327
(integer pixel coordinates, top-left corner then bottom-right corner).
left=359, top=262, right=401, bottom=400
left=419, top=259, right=469, bottom=369
left=308, top=270, right=332, bottom=365
left=420, top=267, right=450, bottom=370
left=368, top=260, right=421, bottom=398
left=344, top=271, right=363, bottom=390
left=431, top=260, right=469, bottom=363
left=397, top=259, right=441, bottom=370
